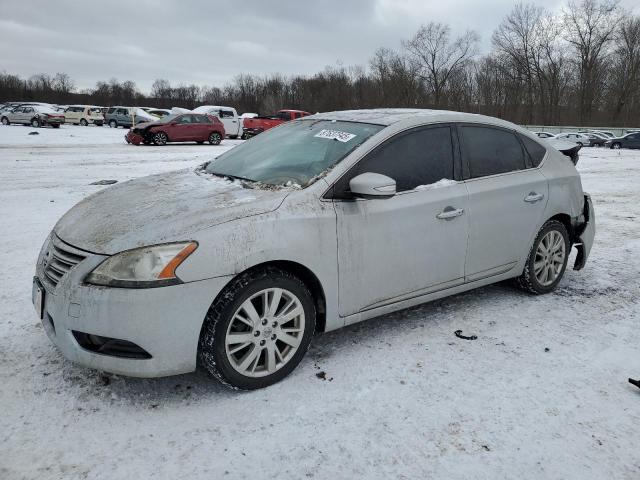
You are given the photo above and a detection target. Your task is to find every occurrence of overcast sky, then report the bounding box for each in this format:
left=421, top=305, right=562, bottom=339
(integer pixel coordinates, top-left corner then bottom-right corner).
left=1, top=0, right=638, bottom=92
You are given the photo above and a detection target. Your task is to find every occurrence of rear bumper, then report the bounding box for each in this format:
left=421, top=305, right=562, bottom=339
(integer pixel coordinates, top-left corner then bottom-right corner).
left=573, top=194, right=595, bottom=271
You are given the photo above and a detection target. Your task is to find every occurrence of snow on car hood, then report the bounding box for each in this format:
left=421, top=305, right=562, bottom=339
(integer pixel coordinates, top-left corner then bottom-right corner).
left=54, top=168, right=289, bottom=255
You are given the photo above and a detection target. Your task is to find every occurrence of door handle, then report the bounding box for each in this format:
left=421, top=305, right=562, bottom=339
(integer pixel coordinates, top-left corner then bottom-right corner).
left=524, top=192, right=544, bottom=203
left=436, top=207, right=464, bottom=220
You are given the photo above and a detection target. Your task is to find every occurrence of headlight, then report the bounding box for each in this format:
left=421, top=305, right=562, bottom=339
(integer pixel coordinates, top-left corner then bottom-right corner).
left=85, top=242, right=197, bottom=288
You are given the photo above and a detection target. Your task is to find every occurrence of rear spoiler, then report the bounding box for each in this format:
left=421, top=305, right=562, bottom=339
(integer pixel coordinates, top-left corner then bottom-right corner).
left=548, top=139, right=581, bottom=165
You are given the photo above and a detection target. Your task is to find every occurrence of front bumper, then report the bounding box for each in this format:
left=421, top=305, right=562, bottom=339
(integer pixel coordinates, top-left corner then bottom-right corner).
left=125, top=131, right=144, bottom=145
left=573, top=194, right=595, bottom=271
left=34, top=234, right=232, bottom=377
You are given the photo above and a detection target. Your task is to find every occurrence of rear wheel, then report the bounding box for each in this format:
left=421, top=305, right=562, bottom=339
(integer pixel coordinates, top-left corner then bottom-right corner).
left=153, top=131, right=168, bottom=146
left=80, top=118, right=88, bottom=126
left=31, top=118, right=40, bottom=128
left=516, top=220, right=569, bottom=294
left=209, top=132, right=222, bottom=145
left=199, top=268, right=316, bottom=390
left=109, top=120, right=117, bottom=128
left=1, top=117, right=9, bottom=126
left=611, top=142, right=622, bottom=149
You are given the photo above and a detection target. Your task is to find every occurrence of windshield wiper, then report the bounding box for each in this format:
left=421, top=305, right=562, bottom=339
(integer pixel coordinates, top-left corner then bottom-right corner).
left=207, top=171, right=256, bottom=183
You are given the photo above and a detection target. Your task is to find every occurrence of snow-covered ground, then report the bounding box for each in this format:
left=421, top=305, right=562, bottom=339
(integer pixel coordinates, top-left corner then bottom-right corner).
left=1, top=124, right=639, bottom=480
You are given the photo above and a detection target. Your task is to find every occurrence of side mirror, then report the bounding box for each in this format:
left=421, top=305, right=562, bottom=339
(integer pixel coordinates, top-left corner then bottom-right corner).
left=349, top=172, right=396, bottom=199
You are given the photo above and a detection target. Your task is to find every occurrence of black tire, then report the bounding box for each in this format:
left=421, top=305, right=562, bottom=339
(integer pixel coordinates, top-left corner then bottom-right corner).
left=109, top=120, right=117, bottom=128
left=199, top=267, right=316, bottom=390
left=153, top=131, right=168, bottom=146
left=1, top=117, right=9, bottom=126
left=208, top=132, right=222, bottom=145
left=80, top=118, right=88, bottom=126
left=515, top=220, right=570, bottom=294
left=52, top=124, right=60, bottom=129
left=611, top=142, right=621, bottom=149
left=95, top=121, right=103, bottom=127
left=196, top=140, right=204, bottom=144
left=31, top=118, right=40, bottom=128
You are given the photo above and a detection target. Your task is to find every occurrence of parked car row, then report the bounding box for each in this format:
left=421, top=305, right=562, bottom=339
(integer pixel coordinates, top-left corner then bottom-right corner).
left=533, top=129, right=640, bottom=149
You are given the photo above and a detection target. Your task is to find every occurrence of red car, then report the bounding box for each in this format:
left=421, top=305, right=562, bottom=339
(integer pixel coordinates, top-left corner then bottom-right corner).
left=242, top=109, right=311, bottom=138
left=125, top=113, right=225, bottom=146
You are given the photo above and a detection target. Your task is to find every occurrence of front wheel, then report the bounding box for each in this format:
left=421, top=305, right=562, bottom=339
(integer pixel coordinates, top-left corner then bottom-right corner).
left=31, top=118, right=41, bottom=128
left=516, top=220, right=570, bottom=294
left=199, top=268, right=316, bottom=390
left=109, top=120, right=117, bottom=128
left=80, top=118, right=88, bottom=126
left=153, top=131, right=168, bottom=145
left=208, top=132, right=222, bottom=145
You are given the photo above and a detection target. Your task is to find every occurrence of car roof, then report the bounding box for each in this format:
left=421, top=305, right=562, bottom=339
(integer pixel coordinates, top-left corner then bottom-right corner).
left=306, top=108, right=520, bottom=128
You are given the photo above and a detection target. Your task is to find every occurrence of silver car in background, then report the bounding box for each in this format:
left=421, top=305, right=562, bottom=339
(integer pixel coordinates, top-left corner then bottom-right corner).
left=33, top=109, right=595, bottom=389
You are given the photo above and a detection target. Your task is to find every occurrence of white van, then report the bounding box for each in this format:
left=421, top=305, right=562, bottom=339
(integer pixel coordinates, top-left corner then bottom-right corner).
left=64, top=105, right=104, bottom=126
left=192, top=105, right=241, bottom=138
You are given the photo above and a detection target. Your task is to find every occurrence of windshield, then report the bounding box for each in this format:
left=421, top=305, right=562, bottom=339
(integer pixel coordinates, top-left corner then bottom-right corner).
left=206, top=120, right=384, bottom=186
left=154, top=114, right=179, bottom=124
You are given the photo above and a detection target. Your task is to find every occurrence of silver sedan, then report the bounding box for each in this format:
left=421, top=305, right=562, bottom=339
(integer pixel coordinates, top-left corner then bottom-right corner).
left=33, top=109, right=595, bottom=389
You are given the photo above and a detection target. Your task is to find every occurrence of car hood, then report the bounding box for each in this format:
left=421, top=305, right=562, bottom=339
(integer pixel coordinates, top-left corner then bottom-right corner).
left=132, top=120, right=157, bottom=129
left=54, top=168, right=289, bottom=255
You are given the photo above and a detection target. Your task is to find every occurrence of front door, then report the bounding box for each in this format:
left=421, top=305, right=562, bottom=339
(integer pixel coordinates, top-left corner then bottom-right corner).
left=459, top=125, right=549, bottom=280
left=331, top=125, right=469, bottom=316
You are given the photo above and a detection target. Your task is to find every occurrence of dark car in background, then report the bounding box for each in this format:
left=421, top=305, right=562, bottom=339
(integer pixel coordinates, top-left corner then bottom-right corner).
left=605, top=132, right=640, bottom=149
left=125, top=113, right=225, bottom=146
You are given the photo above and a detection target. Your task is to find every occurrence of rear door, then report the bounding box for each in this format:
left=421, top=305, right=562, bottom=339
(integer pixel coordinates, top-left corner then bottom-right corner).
left=460, top=124, right=548, bottom=281
left=331, top=125, right=469, bottom=316
left=626, top=133, right=640, bottom=148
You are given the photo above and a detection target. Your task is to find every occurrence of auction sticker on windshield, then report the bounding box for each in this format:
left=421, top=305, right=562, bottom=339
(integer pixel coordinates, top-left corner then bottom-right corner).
left=314, top=129, right=357, bottom=142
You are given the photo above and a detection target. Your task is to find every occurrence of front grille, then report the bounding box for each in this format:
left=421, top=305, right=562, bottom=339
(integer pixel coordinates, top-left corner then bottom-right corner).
left=43, top=237, right=87, bottom=288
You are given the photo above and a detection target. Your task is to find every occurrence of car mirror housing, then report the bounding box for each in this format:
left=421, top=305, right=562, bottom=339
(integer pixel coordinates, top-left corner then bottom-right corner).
left=349, top=172, right=396, bottom=199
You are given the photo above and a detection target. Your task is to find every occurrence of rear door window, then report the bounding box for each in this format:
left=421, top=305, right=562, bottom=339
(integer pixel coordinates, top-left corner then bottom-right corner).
left=461, top=125, right=526, bottom=178
left=519, top=134, right=547, bottom=167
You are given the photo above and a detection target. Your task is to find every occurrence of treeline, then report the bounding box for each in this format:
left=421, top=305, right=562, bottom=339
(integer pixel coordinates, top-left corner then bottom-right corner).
left=1, top=0, right=639, bottom=126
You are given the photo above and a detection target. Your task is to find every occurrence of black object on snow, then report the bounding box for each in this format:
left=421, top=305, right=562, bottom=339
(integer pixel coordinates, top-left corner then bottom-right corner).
left=28, top=131, right=39, bottom=135
left=90, top=179, right=118, bottom=185
left=629, top=378, right=640, bottom=389
left=454, top=330, right=477, bottom=341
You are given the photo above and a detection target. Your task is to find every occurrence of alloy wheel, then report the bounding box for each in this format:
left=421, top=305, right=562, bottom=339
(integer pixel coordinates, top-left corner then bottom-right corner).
left=154, top=132, right=167, bottom=145
left=224, top=288, right=305, bottom=378
left=209, top=132, right=222, bottom=145
left=534, top=230, right=566, bottom=286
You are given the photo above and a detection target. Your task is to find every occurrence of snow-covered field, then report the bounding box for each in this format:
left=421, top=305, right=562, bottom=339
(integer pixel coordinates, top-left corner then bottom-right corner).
left=1, top=124, right=639, bottom=480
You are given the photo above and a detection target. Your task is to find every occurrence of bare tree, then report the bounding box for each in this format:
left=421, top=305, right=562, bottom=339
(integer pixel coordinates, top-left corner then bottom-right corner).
left=562, top=0, right=621, bottom=122
left=403, top=23, right=479, bottom=107
left=607, top=16, right=640, bottom=121
left=492, top=3, right=542, bottom=123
